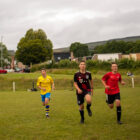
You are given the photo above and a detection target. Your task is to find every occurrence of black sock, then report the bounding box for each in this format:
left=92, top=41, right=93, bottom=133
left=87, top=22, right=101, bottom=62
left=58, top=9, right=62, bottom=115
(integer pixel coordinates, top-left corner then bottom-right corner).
left=87, top=104, right=91, bottom=111
left=79, top=110, right=84, bottom=120
left=117, top=106, right=121, bottom=121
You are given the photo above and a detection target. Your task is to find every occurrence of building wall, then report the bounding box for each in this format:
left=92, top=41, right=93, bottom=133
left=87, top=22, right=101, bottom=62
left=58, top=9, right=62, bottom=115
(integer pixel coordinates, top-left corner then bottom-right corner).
left=53, top=52, right=70, bottom=62
left=122, top=55, right=130, bottom=59
left=130, top=54, right=137, bottom=60
left=92, top=54, right=98, bottom=60
left=95, top=53, right=121, bottom=61
left=70, top=52, right=74, bottom=61
left=136, top=53, right=140, bottom=60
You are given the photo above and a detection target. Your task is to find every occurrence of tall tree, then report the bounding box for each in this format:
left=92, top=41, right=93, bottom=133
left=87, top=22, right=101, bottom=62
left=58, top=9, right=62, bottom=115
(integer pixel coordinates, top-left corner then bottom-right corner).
left=70, top=42, right=89, bottom=57
left=0, top=42, right=11, bottom=67
left=15, top=29, right=53, bottom=65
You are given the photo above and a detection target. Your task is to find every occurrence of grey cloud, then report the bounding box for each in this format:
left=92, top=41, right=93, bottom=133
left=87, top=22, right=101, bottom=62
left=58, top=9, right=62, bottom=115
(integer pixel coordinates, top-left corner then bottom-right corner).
left=54, top=9, right=140, bottom=47
left=0, top=0, right=140, bottom=50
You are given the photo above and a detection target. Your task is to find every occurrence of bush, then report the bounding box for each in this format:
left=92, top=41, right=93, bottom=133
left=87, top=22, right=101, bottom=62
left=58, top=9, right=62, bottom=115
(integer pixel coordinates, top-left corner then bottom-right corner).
left=58, top=59, right=71, bottom=68
left=31, top=58, right=140, bottom=72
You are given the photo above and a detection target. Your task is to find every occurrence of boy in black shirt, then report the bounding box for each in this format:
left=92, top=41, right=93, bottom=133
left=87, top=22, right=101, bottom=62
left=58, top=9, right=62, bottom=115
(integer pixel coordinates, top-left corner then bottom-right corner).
left=74, top=60, right=93, bottom=123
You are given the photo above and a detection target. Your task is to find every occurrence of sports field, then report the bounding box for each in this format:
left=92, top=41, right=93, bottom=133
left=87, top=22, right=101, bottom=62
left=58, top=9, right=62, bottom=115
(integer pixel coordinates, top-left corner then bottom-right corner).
left=0, top=87, right=140, bottom=140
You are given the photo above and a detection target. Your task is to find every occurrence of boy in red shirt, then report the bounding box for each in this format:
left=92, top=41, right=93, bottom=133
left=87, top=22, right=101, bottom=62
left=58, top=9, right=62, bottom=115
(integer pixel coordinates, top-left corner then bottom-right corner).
left=102, top=62, right=125, bottom=124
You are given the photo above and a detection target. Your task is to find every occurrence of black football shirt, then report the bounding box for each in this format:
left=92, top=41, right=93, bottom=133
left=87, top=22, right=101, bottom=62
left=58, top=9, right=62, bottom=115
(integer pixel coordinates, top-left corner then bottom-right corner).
left=74, top=71, right=92, bottom=93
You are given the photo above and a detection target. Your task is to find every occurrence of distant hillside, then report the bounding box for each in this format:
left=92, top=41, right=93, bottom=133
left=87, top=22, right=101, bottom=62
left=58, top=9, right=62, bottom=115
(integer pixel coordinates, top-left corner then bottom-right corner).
left=87, top=36, right=140, bottom=51
left=53, top=35, right=140, bottom=53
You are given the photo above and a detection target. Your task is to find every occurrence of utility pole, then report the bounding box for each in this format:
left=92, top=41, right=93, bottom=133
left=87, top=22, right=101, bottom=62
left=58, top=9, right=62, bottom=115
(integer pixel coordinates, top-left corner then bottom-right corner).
left=1, top=36, right=3, bottom=69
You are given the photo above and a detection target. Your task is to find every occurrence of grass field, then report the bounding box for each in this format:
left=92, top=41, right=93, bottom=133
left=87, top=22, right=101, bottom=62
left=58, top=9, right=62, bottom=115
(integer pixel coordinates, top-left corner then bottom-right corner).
left=0, top=88, right=140, bottom=140
left=0, top=72, right=140, bottom=91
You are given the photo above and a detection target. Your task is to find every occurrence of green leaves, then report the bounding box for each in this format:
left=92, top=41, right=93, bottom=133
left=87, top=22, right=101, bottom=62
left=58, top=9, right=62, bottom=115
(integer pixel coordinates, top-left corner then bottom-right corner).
left=0, top=43, right=11, bottom=67
left=70, top=42, right=89, bottom=57
left=94, top=40, right=140, bottom=54
left=15, top=29, right=53, bottom=65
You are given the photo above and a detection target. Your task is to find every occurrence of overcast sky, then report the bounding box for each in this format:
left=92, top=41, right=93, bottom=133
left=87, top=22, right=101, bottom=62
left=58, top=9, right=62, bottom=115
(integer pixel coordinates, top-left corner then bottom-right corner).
left=0, top=0, right=140, bottom=50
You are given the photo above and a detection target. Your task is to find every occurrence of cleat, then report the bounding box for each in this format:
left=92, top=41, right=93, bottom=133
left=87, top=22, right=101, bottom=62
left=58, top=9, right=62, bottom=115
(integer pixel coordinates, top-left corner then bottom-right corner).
left=46, top=114, right=49, bottom=118
left=87, top=109, right=92, bottom=117
left=117, top=121, right=123, bottom=124
left=80, top=119, right=84, bottom=124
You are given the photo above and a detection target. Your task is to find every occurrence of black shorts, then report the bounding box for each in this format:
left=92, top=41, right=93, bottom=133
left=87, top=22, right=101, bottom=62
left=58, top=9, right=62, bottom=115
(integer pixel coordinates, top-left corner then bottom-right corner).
left=76, top=92, right=91, bottom=105
left=106, top=93, right=121, bottom=104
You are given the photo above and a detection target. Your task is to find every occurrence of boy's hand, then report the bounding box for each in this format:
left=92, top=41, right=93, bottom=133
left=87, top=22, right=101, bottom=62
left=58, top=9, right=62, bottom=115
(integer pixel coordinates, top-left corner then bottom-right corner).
left=105, top=85, right=110, bottom=89
left=42, top=88, right=46, bottom=92
left=121, top=81, right=125, bottom=85
left=77, top=89, right=83, bottom=94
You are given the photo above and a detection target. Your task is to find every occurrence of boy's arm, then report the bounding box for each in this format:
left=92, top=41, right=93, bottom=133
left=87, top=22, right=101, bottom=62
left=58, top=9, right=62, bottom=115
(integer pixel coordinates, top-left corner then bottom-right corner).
left=74, top=82, right=82, bottom=94
left=119, top=75, right=125, bottom=85
left=37, top=85, right=46, bottom=92
left=120, top=80, right=125, bottom=85
left=37, top=78, right=46, bottom=91
left=52, top=82, right=55, bottom=90
left=90, top=79, right=94, bottom=95
left=101, top=80, right=110, bottom=89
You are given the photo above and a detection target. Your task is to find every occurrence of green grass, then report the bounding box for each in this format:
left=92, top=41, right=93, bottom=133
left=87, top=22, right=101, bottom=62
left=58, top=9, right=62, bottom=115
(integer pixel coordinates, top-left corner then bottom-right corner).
left=0, top=72, right=140, bottom=91
left=0, top=88, right=140, bottom=140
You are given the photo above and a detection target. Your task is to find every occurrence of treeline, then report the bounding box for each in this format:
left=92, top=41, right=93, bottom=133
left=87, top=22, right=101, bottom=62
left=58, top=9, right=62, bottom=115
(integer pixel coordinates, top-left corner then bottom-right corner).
left=31, top=59, right=140, bottom=72
left=94, top=40, right=140, bottom=54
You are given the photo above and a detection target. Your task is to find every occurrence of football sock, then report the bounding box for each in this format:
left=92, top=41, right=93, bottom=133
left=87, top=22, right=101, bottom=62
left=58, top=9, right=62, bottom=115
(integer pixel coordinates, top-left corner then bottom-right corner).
left=117, top=106, right=121, bottom=121
left=86, top=103, right=91, bottom=110
left=79, top=110, right=84, bottom=121
left=87, top=104, right=92, bottom=116
left=45, top=104, right=50, bottom=115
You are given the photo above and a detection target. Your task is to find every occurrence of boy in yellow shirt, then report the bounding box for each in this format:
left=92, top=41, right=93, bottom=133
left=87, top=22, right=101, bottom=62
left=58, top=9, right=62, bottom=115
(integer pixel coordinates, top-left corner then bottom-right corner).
left=37, top=68, right=55, bottom=118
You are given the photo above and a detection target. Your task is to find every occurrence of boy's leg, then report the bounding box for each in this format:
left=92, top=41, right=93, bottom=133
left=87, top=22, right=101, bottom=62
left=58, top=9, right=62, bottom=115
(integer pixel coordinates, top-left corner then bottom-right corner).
left=108, top=104, right=114, bottom=109
left=45, top=93, right=51, bottom=118
left=45, top=98, right=50, bottom=117
left=77, top=94, right=85, bottom=123
left=115, top=93, right=122, bottom=124
left=85, top=94, right=92, bottom=116
left=41, top=95, right=45, bottom=106
left=106, top=94, right=114, bottom=109
left=116, top=99, right=122, bottom=124
left=79, top=104, right=84, bottom=123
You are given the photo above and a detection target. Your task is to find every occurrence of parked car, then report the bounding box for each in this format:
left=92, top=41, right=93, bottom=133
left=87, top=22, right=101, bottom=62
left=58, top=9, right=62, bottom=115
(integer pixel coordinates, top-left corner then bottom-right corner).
left=5, top=69, right=14, bottom=73
left=14, top=67, right=23, bottom=72
left=0, top=69, right=7, bottom=74
left=23, top=68, right=30, bottom=73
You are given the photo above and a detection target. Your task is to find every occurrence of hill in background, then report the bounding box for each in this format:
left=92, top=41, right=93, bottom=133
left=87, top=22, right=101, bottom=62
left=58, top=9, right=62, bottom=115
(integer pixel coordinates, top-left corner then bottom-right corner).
left=53, top=35, right=140, bottom=53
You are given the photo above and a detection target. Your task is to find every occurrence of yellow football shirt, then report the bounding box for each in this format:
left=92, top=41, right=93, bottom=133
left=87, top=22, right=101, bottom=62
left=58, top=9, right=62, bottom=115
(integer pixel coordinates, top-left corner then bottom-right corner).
left=37, top=75, right=53, bottom=95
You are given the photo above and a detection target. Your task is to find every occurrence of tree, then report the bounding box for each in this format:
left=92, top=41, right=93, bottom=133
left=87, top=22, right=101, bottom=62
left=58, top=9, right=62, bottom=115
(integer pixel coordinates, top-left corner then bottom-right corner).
left=0, top=42, right=11, bottom=67
left=15, top=29, right=53, bottom=65
left=70, top=42, right=89, bottom=57
left=94, top=40, right=140, bottom=54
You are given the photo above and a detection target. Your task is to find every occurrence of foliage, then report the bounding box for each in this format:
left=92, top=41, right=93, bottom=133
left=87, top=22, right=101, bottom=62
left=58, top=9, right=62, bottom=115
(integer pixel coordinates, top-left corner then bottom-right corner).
left=94, top=40, right=140, bottom=54
left=31, top=58, right=140, bottom=72
left=0, top=42, right=11, bottom=67
left=15, top=29, right=53, bottom=65
left=70, top=42, right=89, bottom=57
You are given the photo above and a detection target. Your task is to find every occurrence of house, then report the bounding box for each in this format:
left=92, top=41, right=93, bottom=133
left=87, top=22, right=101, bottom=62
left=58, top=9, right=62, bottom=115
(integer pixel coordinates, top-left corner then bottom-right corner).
left=53, top=52, right=71, bottom=62
left=53, top=47, right=71, bottom=62
left=92, top=53, right=122, bottom=61
left=122, top=53, right=140, bottom=60
left=130, top=53, right=140, bottom=60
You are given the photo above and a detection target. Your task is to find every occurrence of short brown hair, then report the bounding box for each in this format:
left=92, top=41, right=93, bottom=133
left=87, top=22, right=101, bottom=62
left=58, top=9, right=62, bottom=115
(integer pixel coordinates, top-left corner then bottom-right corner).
left=111, top=62, right=118, bottom=66
left=41, top=68, right=46, bottom=71
left=79, top=60, right=86, bottom=64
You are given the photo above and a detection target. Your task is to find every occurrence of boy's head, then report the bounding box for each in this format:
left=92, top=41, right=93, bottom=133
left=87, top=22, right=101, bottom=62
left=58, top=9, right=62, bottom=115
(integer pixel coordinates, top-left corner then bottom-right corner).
left=79, top=60, right=86, bottom=71
left=111, top=62, right=118, bottom=72
left=41, top=68, right=46, bottom=75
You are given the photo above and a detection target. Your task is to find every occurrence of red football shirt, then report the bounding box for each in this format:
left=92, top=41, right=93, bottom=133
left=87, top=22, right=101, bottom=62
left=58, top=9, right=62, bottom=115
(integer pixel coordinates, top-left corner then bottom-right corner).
left=102, top=72, right=122, bottom=95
